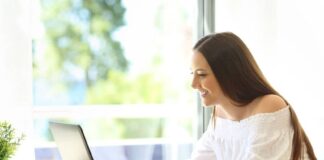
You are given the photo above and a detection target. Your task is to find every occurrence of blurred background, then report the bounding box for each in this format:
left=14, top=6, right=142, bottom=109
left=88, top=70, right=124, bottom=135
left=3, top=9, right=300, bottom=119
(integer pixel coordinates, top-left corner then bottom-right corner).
left=31, top=0, right=196, bottom=159
left=0, top=0, right=323, bottom=159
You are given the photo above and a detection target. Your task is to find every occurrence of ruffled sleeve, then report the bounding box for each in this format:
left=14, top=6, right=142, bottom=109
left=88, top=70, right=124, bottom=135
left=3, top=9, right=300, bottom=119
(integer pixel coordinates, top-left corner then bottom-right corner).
left=190, top=123, right=216, bottom=160
left=243, top=107, right=294, bottom=160
left=244, top=128, right=293, bottom=159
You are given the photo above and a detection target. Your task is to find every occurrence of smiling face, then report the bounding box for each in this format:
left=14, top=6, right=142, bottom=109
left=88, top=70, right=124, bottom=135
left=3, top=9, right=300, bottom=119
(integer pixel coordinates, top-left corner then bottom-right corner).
left=191, top=51, right=224, bottom=107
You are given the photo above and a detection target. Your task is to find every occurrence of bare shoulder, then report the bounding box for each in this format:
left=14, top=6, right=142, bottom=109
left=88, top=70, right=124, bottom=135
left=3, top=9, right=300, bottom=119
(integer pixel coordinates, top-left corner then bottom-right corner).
left=253, top=94, right=288, bottom=114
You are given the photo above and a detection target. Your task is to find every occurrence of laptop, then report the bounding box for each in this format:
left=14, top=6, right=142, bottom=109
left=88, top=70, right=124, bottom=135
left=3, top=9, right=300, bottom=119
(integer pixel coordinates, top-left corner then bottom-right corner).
left=49, top=122, right=94, bottom=160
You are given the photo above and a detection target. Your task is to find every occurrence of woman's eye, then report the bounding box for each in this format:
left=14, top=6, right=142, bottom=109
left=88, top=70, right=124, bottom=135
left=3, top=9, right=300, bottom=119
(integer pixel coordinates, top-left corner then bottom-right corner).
left=198, top=74, right=207, bottom=77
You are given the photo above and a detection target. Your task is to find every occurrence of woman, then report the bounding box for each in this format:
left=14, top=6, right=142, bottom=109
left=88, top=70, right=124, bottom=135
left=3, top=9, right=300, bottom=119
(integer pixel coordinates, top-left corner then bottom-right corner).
left=190, top=32, right=316, bottom=159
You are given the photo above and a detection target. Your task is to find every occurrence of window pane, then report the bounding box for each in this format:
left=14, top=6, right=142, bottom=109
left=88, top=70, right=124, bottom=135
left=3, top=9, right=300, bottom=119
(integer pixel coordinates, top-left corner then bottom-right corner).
left=32, top=0, right=197, bottom=159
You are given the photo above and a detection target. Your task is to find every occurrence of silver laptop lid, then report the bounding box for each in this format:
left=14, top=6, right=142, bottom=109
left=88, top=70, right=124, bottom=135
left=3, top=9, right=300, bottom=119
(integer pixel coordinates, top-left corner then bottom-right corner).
left=49, top=122, right=94, bottom=160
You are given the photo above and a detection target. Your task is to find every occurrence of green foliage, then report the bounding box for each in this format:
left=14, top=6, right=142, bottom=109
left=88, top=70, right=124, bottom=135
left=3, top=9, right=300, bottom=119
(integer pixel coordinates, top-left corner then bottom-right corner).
left=35, top=0, right=127, bottom=87
left=0, top=122, right=24, bottom=160
left=82, top=119, right=124, bottom=140
left=117, top=118, right=163, bottom=139
left=86, top=70, right=165, bottom=104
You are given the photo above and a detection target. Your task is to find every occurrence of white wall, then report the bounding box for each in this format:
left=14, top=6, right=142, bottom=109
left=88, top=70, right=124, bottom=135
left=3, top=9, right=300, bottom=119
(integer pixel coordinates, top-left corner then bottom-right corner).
left=214, top=0, right=324, bottom=157
left=0, top=0, right=34, bottom=159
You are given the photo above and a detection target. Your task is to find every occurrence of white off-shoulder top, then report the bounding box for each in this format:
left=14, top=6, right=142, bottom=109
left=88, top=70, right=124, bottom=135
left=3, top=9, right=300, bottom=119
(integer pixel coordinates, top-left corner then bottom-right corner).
left=190, top=106, right=307, bottom=160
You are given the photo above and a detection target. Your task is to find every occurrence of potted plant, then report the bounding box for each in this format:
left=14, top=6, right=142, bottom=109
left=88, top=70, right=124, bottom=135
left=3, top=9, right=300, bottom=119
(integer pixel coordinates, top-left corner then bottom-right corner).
left=0, top=121, right=24, bottom=160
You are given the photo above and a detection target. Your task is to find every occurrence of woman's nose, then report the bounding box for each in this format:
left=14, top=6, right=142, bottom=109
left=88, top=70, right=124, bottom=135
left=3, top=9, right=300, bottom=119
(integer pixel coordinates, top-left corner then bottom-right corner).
left=191, top=76, right=199, bottom=89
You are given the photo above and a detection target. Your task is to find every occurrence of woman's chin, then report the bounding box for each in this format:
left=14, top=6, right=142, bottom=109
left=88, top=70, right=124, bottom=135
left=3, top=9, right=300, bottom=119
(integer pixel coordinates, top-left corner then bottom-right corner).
left=201, top=97, right=218, bottom=107
left=203, top=104, right=214, bottom=108
left=202, top=101, right=214, bottom=108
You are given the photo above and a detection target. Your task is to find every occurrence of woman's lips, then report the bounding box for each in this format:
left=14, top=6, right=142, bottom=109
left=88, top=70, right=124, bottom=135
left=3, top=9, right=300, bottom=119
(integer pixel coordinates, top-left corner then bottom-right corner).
left=199, top=90, right=208, bottom=97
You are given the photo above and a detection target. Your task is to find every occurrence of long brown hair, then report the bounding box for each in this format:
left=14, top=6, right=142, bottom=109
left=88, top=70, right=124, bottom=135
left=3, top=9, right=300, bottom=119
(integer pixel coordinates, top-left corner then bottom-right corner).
left=193, top=32, right=316, bottom=160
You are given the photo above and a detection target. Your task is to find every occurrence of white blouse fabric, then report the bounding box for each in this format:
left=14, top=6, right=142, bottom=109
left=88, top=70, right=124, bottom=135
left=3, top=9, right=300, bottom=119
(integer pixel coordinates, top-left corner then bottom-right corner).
left=191, top=106, right=299, bottom=160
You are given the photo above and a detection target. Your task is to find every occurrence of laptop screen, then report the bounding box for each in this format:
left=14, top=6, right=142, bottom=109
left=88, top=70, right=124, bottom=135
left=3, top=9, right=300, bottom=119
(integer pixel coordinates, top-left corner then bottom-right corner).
left=49, top=122, right=94, bottom=160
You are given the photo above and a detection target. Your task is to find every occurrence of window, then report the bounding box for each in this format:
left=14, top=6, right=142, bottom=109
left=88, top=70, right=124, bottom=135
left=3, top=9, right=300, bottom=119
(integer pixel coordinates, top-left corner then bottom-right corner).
left=32, top=0, right=197, bottom=159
